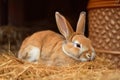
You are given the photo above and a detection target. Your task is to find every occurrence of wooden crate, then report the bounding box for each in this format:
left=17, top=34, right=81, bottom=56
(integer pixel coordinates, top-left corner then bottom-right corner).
left=87, top=0, right=120, bottom=67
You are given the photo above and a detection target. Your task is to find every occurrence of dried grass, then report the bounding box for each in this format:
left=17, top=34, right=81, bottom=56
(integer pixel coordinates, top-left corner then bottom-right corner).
left=0, top=51, right=120, bottom=80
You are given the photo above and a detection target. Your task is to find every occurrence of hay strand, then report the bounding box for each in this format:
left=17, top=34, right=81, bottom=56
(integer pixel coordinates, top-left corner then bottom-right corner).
left=0, top=52, right=120, bottom=80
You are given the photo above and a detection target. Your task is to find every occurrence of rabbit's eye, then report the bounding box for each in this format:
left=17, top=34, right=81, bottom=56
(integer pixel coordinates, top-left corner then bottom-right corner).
left=73, top=42, right=81, bottom=48
left=76, top=43, right=81, bottom=48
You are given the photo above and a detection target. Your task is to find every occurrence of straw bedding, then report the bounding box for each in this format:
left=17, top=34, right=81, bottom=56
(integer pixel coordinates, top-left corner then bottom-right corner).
left=0, top=52, right=120, bottom=80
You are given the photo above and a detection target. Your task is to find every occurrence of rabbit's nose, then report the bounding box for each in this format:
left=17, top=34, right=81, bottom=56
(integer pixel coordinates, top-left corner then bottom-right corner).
left=86, top=53, right=91, bottom=59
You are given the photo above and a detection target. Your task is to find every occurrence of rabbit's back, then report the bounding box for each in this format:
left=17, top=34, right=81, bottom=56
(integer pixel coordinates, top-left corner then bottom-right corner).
left=20, top=30, right=64, bottom=50
left=18, top=30, right=65, bottom=63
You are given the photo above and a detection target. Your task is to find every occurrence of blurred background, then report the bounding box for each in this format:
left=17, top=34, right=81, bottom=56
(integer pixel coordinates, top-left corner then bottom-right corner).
left=0, top=0, right=88, bottom=53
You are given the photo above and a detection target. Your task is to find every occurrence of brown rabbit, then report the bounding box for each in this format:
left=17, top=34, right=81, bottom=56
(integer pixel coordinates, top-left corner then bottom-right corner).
left=18, top=12, right=95, bottom=66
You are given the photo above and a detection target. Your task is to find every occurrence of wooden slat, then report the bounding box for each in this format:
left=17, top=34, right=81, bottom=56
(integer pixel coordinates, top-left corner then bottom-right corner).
left=95, top=49, right=120, bottom=54
left=88, top=0, right=120, bottom=9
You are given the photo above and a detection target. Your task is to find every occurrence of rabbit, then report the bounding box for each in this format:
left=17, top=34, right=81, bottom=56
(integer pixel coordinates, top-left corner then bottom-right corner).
left=18, top=11, right=95, bottom=66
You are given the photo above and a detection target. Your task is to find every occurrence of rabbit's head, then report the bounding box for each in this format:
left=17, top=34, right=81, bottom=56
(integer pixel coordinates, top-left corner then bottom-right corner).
left=55, top=12, right=95, bottom=62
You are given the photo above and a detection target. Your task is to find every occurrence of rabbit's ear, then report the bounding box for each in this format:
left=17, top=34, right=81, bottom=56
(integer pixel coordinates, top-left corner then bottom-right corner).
left=76, top=11, right=86, bottom=35
left=55, top=12, right=74, bottom=39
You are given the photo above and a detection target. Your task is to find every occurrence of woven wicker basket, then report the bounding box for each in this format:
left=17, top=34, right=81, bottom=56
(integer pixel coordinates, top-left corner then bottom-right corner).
left=87, top=0, right=120, bottom=67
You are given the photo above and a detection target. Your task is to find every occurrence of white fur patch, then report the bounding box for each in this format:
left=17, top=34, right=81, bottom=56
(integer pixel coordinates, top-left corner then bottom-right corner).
left=74, top=40, right=80, bottom=44
left=79, top=58, right=88, bottom=62
left=91, top=47, right=96, bottom=60
left=25, top=45, right=40, bottom=63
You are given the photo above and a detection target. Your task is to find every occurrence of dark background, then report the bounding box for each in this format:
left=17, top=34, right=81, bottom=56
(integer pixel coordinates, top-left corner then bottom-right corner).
left=0, top=0, right=88, bottom=35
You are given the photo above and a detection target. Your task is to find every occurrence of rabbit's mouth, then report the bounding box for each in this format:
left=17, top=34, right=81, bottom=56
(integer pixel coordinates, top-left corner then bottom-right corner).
left=79, top=48, right=96, bottom=62
left=78, top=53, right=95, bottom=62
